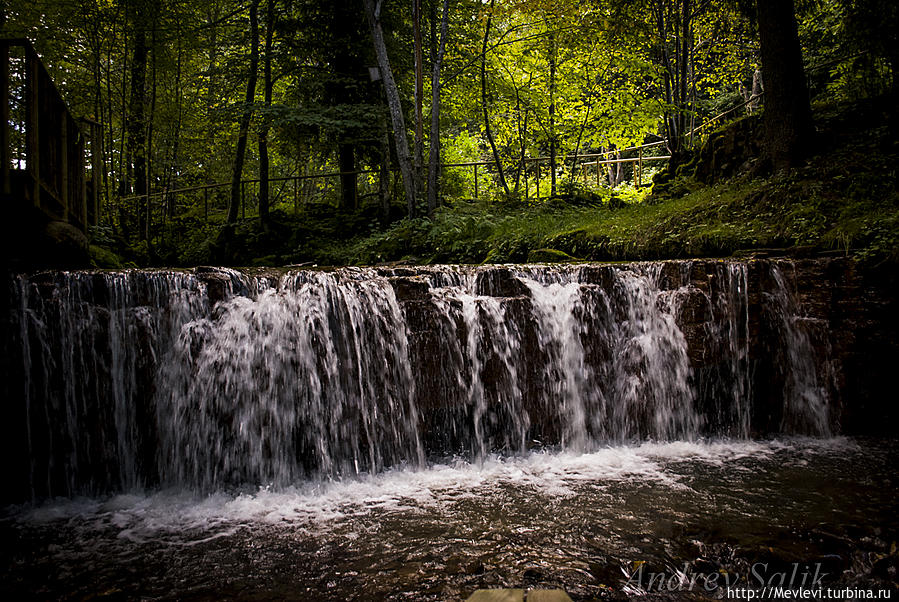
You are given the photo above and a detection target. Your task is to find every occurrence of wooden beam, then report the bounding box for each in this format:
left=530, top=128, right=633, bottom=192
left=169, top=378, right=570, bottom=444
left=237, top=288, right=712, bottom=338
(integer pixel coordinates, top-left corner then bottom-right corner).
left=59, top=109, right=69, bottom=218
left=25, top=49, right=40, bottom=207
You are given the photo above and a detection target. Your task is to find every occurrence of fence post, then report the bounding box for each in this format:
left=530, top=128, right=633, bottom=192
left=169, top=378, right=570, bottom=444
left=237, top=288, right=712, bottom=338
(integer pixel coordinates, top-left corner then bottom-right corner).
left=638, top=146, right=643, bottom=187
left=536, top=160, right=540, bottom=199
left=293, top=177, right=298, bottom=214
left=473, top=164, right=478, bottom=200
left=241, top=181, right=246, bottom=219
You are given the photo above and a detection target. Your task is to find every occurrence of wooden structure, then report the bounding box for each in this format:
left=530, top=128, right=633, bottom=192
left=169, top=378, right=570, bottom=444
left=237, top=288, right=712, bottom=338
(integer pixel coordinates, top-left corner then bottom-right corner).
left=1, top=38, right=101, bottom=232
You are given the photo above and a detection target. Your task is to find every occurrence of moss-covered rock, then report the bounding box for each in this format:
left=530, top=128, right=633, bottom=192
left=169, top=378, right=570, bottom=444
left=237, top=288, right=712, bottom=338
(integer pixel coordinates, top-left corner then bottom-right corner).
left=527, top=248, right=578, bottom=263
left=90, top=245, right=124, bottom=269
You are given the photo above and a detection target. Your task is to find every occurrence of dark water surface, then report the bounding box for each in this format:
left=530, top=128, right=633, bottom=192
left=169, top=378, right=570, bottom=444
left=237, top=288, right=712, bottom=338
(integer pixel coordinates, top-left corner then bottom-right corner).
left=2, top=438, right=897, bottom=600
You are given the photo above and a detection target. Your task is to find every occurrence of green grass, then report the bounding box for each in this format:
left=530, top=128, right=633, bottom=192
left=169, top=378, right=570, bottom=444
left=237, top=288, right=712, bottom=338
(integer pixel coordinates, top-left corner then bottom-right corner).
left=341, top=100, right=899, bottom=266
left=342, top=166, right=898, bottom=265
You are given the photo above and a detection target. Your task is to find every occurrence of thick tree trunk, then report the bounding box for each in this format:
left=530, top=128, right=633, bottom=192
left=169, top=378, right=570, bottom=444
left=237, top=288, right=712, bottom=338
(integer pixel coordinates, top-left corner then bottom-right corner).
left=258, top=0, right=275, bottom=225
left=427, top=0, right=449, bottom=214
left=481, top=0, right=510, bottom=197
left=228, top=0, right=260, bottom=224
left=364, top=0, right=417, bottom=216
left=331, top=1, right=358, bottom=211
left=756, top=0, right=812, bottom=172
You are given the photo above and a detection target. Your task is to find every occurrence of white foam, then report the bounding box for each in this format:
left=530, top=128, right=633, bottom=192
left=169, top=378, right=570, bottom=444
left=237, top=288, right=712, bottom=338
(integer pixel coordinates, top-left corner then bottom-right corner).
left=8, top=439, right=853, bottom=545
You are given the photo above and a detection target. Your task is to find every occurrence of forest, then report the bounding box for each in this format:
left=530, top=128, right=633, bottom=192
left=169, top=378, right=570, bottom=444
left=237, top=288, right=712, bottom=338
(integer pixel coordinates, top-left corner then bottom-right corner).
left=2, top=0, right=897, bottom=268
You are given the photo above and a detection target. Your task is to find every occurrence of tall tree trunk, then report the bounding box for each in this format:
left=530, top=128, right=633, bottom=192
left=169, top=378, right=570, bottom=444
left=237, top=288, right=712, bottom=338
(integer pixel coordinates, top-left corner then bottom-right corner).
left=258, top=0, right=275, bottom=226
left=427, top=0, right=449, bottom=214
left=205, top=2, right=220, bottom=194
left=481, top=0, right=509, bottom=197
left=756, top=0, right=812, bottom=172
left=146, top=21, right=158, bottom=241
left=679, top=0, right=691, bottom=144
left=126, top=6, right=148, bottom=236
left=331, top=1, right=358, bottom=211
left=379, top=129, right=392, bottom=219
left=413, top=0, right=424, bottom=210
left=364, top=0, right=417, bottom=216
left=227, top=0, right=260, bottom=224
left=549, top=31, right=557, bottom=196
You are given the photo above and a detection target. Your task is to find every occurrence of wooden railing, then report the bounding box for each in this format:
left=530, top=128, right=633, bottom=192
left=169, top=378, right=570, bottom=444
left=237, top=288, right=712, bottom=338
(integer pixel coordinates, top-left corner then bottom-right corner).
left=1, top=38, right=102, bottom=230
left=117, top=141, right=673, bottom=232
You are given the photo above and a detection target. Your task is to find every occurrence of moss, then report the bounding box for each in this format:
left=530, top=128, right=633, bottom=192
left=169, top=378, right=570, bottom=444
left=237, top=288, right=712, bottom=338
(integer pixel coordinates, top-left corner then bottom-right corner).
left=89, top=244, right=124, bottom=269
left=527, top=248, right=578, bottom=263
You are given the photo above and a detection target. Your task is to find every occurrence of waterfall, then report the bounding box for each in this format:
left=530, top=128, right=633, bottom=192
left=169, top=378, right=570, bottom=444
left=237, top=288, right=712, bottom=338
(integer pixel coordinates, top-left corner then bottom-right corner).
left=766, top=263, right=833, bottom=436
left=3, top=260, right=834, bottom=500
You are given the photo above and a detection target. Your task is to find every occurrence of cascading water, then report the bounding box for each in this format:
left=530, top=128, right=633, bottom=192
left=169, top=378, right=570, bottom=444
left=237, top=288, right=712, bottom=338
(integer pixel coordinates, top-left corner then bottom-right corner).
left=3, top=260, right=834, bottom=501
left=765, top=263, right=834, bottom=436
left=155, top=269, right=424, bottom=489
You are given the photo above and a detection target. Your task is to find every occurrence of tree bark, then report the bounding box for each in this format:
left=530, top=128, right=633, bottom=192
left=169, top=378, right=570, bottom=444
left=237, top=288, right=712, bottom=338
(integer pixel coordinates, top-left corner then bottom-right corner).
left=126, top=5, right=148, bottom=236
left=427, top=0, right=449, bottom=214
left=413, top=0, right=424, bottom=209
left=364, top=0, right=417, bottom=216
left=756, top=0, right=812, bottom=172
left=379, top=128, right=392, bottom=219
left=227, top=0, right=260, bottom=224
left=331, top=1, right=358, bottom=211
left=481, top=0, right=509, bottom=197
left=258, top=0, right=275, bottom=226
left=549, top=31, right=557, bottom=196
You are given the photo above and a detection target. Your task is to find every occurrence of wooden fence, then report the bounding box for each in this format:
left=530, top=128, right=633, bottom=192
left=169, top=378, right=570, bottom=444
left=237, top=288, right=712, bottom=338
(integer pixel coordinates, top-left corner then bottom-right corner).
left=0, top=38, right=102, bottom=230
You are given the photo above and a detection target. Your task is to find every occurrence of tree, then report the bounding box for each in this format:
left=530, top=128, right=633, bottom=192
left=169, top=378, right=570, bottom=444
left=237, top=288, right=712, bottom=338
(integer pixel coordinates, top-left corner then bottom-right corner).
left=480, top=0, right=510, bottom=197
left=228, top=0, right=261, bottom=224
left=258, top=0, right=276, bottom=226
left=364, top=0, right=418, bottom=216
left=756, top=0, right=812, bottom=171
left=427, top=0, right=449, bottom=213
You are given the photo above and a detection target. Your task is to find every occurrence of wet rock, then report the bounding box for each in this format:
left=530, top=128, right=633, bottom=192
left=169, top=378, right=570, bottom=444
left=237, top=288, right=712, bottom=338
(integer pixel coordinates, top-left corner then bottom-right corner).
left=589, top=562, right=624, bottom=587
left=467, top=560, right=486, bottom=575
left=195, top=269, right=233, bottom=307
left=389, top=276, right=432, bottom=302
left=475, top=268, right=530, bottom=298
left=579, top=265, right=617, bottom=289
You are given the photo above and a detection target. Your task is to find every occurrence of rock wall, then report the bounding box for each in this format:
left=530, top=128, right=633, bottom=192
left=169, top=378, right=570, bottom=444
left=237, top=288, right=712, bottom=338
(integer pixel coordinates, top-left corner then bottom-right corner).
left=2, top=258, right=896, bottom=502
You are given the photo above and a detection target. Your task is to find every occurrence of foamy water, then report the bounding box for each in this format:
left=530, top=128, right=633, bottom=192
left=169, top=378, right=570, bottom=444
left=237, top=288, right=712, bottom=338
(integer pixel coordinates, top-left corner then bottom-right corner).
left=12, top=438, right=854, bottom=536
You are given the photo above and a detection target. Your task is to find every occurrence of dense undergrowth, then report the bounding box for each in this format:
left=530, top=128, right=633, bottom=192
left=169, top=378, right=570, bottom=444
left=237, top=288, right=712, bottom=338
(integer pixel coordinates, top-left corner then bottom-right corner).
left=92, top=96, right=899, bottom=268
